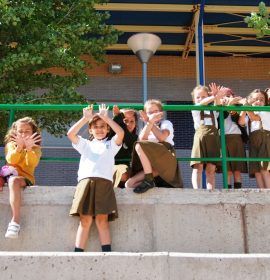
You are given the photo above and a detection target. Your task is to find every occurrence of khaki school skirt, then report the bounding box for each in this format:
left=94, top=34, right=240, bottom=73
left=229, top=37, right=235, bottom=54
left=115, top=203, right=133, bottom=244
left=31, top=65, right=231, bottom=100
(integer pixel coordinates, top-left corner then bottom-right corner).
left=249, top=130, right=270, bottom=177
left=70, top=177, right=118, bottom=221
left=190, top=125, right=221, bottom=168
left=226, top=134, right=248, bottom=173
left=112, top=164, right=129, bottom=188
left=130, top=141, right=183, bottom=188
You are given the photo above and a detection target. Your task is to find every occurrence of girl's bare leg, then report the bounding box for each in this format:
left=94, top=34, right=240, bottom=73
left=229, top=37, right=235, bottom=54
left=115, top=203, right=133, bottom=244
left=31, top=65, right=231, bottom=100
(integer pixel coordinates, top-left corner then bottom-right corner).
left=8, top=176, right=27, bottom=224
left=125, top=171, right=145, bottom=188
left=255, top=172, right=265, bottom=188
left=261, top=170, right=270, bottom=188
left=135, top=144, right=152, bottom=173
left=95, top=214, right=111, bottom=246
left=205, top=163, right=216, bottom=190
left=75, top=215, right=93, bottom=249
left=192, top=164, right=203, bottom=189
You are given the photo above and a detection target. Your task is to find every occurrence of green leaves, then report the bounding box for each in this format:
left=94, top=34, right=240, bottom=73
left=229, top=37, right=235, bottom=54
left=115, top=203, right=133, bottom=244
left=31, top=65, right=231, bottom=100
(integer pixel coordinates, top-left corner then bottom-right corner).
left=245, top=2, right=270, bottom=38
left=0, top=0, right=120, bottom=143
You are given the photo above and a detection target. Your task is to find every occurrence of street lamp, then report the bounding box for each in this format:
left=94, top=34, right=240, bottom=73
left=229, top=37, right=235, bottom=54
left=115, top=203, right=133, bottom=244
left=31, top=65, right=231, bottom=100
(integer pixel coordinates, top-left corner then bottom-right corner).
left=127, top=33, right=161, bottom=103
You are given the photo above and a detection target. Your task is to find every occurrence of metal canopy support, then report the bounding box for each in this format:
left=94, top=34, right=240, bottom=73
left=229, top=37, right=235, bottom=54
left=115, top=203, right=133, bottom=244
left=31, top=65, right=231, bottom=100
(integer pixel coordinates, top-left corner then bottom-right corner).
left=196, top=0, right=206, bottom=188
left=182, top=6, right=199, bottom=59
left=196, top=1, right=205, bottom=86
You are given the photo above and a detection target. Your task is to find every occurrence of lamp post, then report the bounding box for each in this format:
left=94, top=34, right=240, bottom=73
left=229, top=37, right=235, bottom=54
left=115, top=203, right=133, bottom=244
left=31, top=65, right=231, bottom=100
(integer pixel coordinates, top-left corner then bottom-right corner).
left=127, top=33, right=161, bottom=103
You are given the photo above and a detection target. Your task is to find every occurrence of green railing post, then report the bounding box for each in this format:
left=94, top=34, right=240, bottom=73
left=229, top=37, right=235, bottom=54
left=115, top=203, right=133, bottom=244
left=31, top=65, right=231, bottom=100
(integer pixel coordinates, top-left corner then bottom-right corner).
left=218, top=109, right=228, bottom=188
left=8, top=109, right=15, bottom=128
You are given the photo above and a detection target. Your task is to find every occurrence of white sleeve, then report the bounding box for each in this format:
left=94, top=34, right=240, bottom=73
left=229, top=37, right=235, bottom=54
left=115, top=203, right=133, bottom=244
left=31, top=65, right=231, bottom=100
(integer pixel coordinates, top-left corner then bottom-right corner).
left=72, top=136, right=88, bottom=155
left=160, top=120, right=174, bottom=135
left=110, top=135, right=122, bottom=156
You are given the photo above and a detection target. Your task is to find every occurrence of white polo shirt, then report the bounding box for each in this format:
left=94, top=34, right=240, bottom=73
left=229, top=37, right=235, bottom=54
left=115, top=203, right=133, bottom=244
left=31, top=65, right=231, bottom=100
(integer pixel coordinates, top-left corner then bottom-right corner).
left=72, top=135, right=121, bottom=182
left=146, top=119, right=174, bottom=146
left=224, top=114, right=241, bottom=135
left=250, top=111, right=270, bottom=132
left=191, top=110, right=219, bottom=130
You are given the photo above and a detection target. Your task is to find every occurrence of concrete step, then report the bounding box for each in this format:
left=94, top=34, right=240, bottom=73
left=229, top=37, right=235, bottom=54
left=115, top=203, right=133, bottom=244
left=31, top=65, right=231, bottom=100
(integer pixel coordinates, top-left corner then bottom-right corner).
left=0, top=187, right=270, bottom=253
left=1, top=252, right=270, bottom=280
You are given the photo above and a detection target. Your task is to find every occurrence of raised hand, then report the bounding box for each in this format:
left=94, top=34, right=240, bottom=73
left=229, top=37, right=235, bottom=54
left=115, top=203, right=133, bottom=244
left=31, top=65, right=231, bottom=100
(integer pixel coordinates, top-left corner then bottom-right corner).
left=83, top=104, right=94, bottom=120
left=98, top=104, right=109, bottom=119
left=238, top=97, right=249, bottom=106
left=10, top=132, right=25, bottom=150
left=148, top=111, right=163, bottom=124
left=209, top=82, right=220, bottom=96
left=112, top=105, right=120, bottom=116
left=139, top=110, right=149, bottom=123
left=227, top=96, right=242, bottom=105
left=24, top=132, right=42, bottom=151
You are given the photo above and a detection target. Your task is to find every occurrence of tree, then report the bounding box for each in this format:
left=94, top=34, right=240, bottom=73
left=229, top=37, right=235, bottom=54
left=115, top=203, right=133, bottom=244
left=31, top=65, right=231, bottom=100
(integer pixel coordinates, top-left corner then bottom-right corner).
left=245, top=1, right=270, bottom=38
left=0, top=0, right=120, bottom=141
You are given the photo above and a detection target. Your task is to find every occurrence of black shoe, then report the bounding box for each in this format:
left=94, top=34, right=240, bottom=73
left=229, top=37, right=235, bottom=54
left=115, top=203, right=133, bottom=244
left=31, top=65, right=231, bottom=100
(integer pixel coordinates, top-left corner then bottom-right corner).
left=133, top=180, right=156, bottom=194
left=234, top=182, right=242, bottom=189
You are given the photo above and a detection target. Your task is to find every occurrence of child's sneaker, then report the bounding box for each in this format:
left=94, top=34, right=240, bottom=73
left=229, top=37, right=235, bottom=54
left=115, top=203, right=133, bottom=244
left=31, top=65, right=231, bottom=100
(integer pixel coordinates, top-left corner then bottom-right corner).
left=133, top=179, right=156, bottom=194
left=5, top=221, right=20, bottom=239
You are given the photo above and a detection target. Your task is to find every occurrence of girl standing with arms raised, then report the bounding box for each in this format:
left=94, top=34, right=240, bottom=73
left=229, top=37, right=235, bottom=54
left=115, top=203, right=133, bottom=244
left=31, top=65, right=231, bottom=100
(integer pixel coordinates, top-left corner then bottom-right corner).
left=4, top=117, right=41, bottom=238
left=68, top=104, right=124, bottom=252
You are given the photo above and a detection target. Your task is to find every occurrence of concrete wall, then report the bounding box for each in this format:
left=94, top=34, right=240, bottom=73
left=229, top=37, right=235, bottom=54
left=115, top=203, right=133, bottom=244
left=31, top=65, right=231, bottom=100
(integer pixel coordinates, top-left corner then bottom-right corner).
left=2, top=187, right=270, bottom=280
left=1, top=252, right=270, bottom=280
left=1, top=187, right=270, bottom=253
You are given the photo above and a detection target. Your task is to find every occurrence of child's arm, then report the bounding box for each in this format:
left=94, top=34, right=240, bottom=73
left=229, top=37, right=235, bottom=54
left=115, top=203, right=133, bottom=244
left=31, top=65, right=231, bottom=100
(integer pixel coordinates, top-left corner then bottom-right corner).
left=197, top=95, right=216, bottom=106
left=246, top=110, right=261, bottom=122
left=238, top=111, right=247, bottom=127
left=67, top=106, right=93, bottom=144
left=25, top=148, right=41, bottom=167
left=5, top=142, right=25, bottom=164
left=23, top=132, right=42, bottom=166
left=98, top=104, right=124, bottom=145
left=139, top=111, right=163, bottom=140
left=241, top=98, right=261, bottom=122
left=150, top=123, right=170, bottom=142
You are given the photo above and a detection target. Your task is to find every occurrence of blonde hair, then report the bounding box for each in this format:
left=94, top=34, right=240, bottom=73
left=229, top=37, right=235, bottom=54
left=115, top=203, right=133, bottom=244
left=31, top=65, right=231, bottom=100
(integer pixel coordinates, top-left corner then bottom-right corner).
left=144, top=99, right=163, bottom=111
left=4, top=117, right=41, bottom=145
left=191, top=85, right=209, bottom=103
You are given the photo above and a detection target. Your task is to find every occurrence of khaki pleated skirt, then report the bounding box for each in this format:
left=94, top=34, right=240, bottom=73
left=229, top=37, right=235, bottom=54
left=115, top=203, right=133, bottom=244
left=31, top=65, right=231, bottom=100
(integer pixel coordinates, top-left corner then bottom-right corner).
left=70, top=177, right=118, bottom=221
left=249, top=130, right=270, bottom=177
left=130, top=141, right=183, bottom=188
left=112, top=164, right=129, bottom=188
left=226, top=134, right=248, bottom=173
left=190, top=125, right=221, bottom=168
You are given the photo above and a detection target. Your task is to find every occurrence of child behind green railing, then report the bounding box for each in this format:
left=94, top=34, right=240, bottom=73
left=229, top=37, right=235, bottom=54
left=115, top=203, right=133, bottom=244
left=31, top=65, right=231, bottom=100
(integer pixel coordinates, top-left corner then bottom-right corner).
left=241, top=89, right=270, bottom=188
left=190, top=83, right=225, bottom=190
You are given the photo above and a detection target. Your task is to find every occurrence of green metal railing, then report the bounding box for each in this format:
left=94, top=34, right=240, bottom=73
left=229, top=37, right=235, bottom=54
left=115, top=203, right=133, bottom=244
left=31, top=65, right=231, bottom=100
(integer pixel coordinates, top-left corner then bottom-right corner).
left=1, top=103, right=270, bottom=188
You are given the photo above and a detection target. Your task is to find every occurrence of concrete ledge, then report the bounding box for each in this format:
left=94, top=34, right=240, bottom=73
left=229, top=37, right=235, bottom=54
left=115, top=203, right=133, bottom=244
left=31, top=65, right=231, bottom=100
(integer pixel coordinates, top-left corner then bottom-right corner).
left=1, top=187, right=270, bottom=253
left=1, top=252, right=270, bottom=280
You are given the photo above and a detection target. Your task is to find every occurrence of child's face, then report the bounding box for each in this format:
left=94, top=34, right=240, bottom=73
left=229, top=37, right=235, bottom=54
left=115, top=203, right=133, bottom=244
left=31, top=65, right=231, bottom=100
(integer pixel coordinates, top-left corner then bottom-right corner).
left=123, top=111, right=136, bottom=133
left=145, top=104, right=161, bottom=116
left=16, top=122, right=33, bottom=138
left=250, top=92, right=266, bottom=106
left=89, top=119, right=110, bottom=140
left=220, top=88, right=233, bottom=105
left=193, top=89, right=209, bottom=104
